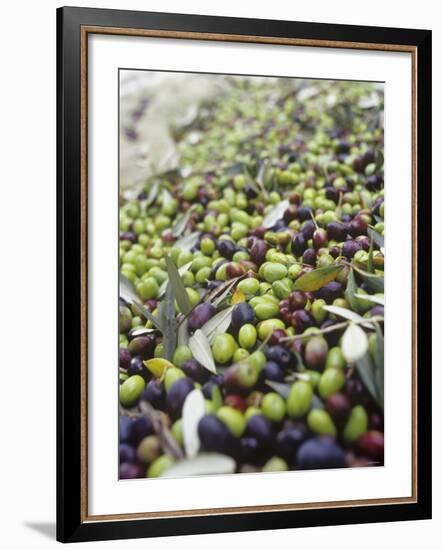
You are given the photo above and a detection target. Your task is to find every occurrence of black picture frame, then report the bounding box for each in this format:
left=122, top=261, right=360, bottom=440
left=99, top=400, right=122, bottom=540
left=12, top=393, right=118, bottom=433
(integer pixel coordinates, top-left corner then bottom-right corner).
left=57, top=6, right=432, bottom=543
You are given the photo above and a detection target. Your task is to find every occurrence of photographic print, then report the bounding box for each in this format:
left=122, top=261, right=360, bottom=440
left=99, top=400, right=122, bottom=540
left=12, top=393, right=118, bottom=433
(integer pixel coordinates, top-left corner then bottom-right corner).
left=118, top=71, right=385, bottom=480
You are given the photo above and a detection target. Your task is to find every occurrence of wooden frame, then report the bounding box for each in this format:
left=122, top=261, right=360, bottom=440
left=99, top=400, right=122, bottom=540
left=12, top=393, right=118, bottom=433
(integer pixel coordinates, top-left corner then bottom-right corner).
left=57, top=6, right=432, bottom=542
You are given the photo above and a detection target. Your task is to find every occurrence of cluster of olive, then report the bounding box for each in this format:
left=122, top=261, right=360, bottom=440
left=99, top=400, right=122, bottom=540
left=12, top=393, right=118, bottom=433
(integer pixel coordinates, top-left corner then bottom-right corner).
left=119, top=78, right=384, bottom=479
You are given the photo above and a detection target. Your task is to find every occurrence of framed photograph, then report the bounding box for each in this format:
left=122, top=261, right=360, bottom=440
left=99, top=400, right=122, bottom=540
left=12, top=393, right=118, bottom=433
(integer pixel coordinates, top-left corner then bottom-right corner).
left=57, top=6, right=432, bottom=543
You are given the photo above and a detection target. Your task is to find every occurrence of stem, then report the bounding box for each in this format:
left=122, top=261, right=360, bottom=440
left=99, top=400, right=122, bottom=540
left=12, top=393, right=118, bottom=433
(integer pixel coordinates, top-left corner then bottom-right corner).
left=281, top=315, right=384, bottom=342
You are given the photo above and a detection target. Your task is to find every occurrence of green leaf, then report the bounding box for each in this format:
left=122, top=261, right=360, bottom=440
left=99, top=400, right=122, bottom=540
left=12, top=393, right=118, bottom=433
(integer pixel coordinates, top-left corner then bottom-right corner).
left=367, top=233, right=374, bottom=273
left=171, top=207, right=195, bottom=237
left=294, top=265, right=344, bottom=292
left=162, top=282, right=177, bottom=361
left=322, top=304, right=374, bottom=329
left=188, top=329, right=217, bottom=374
left=175, top=231, right=200, bottom=251
left=356, top=353, right=379, bottom=403
left=177, top=318, right=189, bottom=347
left=206, top=276, right=245, bottom=307
left=265, top=380, right=291, bottom=399
left=262, top=199, right=290, bottom=229
left=165, top=255, right=192, bottom=315
left=354, top=293, right=385, bottom=306
left=158, top=261, right=193, bottom=298
left=368, top=227, right=384, bottom=249
left=120, top=274, right=163, bottom=331
left=373, top=323, right=384, bottom=408
left=201, top=306, right=234, bottom=344
left=353, top=265, right=384, bottom=293
left=345, top=268, right=360, bottom=311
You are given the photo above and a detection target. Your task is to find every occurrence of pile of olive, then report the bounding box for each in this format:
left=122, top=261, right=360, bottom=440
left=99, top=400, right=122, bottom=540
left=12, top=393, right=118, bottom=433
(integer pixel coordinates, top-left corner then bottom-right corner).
left=119, top=78, right=384, bottom=479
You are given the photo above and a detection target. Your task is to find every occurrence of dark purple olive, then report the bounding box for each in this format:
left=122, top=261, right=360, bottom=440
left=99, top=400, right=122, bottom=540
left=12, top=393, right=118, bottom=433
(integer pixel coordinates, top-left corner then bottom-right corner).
left=249, top=239, right=268, bottom=266
left=201, top=376, right=224, bottom=400
left=127, top=336, right=156, bottom=359
left=300, top=220, right=316, bottom=239
left=217, top=239, right=236, bottom=259
left=119, top=462, right=145, bottom=479
left=342, top=239, right=362, bottom=259
left=143, top=379, right=165, bottom=409
left=198, top=415, right=239, bottom=456
left=181, top=359, right=211, bottom=384
left=232, top=302, right=256, bottom=333
left=120, top=443, right=136, bottom=463
left=127, top=416, right=152, bottom=446
left=327, top=222, right=348, bottom=242
left=119, top=416, right=134, bottom=443
left=304, top=336, right=328, bottom=370
left=348, top=216, right=368, bottom=237
left=128, top=356, right=148, bottom=380
left=325, top=187, right=339, bottom=203
left=357, top=431, right=384, bottom=461
left=166, top=377, right=194, bottom=419
left=265, top=345, right=293, bottom=367
left=245, top=415, right=274, bottom=448
left=336, top=139, right=350, bottom=154
left=120, top=231, right=137, bottom=243
left=345, top=379, right=372, bottom=407
left=260, top=361, right=284, bottom=386
left=320, top=320, right=344, bottom=347
left=239, top=437, right=262, bottom=463
left=325, top=392, right=351, bottom=428
left=297, top=436, right=346, bottom=469
left=119, top=348, right=132, bottom=369
left=276, top=424, right=308, bottom=460
left=356, top=235, right=370, bottom=251
left=292, top=309, right=315, bottom=332
left=302, top=248, right=317, bottom=266
left=291, top=233, right=307, bottom=257
left=296, top=206, right=313, bottom=222
left=313, top=228, right=328, bottom=250
left=371, top=305, right=384, bottom=317
left=188, top=303, right=215, bottom=331
left=283, top=204, right=298, bottom=223
left=315, top=281, right=343, bottom=303
left=329, top=246, right=341, bottom=258
left=365, top=175, right=383, bottom=191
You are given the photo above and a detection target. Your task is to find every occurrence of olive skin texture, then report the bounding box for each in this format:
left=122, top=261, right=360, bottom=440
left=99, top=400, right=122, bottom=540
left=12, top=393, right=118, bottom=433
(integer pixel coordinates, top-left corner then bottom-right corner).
left=165, top=378, right=194, bottom=420
left=275, top=424, right=308, bottom=461
left=296, top=436, right=346, bottom=469
left=198, top=415, right=239, bottom=456
left=188, top=303, right=216, bottom=331
left=232, top=303, right=256, bottom=333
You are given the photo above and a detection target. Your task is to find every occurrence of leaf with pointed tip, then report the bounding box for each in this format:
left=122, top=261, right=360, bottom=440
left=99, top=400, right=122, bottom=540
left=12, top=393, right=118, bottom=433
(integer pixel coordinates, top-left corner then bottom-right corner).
left=373, top=323, right=384, bottom=408
left=201, top=306, right=234, bottom=344
left=344, top=268, right=359, bottom=311
left=262, top=199, right=290, bottom=229
left=171, top=207, right=195, bottom=237
left=159, top=453, right=236, bottom=478
left=354, top=293, right=384, bottom=306
left=265, top=380, right=291, bottom=399
left=322, top=304, right=373, bottom=329
left=162, top=282, right=177, bottom=361
left=353, top=265, right=384, bottom=293
left=206, top=276, right=244, bottom=307
left=158, top=261, right=193, bottom=298
left=342, top=323, right=368, bottom=364
left=188, top=329, right=217, bottom=374
left=175, top=231, right=200, bottom=252
left=182, top=389, right=206, bottom=458
left=165, top=255, right=192, bottom=315
left=256, top=159, right=272, bottom=195
left=356, top=352, right=378, bottom=403
left=120, top=274, right=162, bottom=331
left=368, top=227, right=384, bottom=249
left=177, top=318, right=189, bottom=347
left=294, top=265, right=344, bottom=292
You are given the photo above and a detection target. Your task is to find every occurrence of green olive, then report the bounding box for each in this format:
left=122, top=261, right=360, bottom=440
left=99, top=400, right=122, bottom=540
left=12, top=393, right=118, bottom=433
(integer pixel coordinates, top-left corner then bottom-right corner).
left=261, top=392, right=286, bottom=422
left=216, top=406, right=246, bottom=437
left=238, top=324, right=257, bottom=349
left=307, top=409, right=337, bottom=436
left=318, top=368, right=346, bottom=399
left=287, top=381, right=313, bottom=418
left=119, top=375, right=145, bottom=408
left=212, top=333, right=237, bottom=364
left=343, top=405, right=368, bottom=442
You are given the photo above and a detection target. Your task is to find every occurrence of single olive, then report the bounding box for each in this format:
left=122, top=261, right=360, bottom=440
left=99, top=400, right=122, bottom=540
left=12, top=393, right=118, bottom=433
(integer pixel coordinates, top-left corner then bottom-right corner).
left=216, top=406, right=246, bottom=438
left=307, top=409, right=337, bottom=436
left=343, top=405, right=369, bottom=442
left=212, top=333, right=237, bottom=364
left=119, top=375, right=145, bottom=408
left=287, top=381, right=313, bottom=419
left=318, top=368, right=346, bottom=399
left=238, top=324, right=257, bottom=349
left=147, top=454, right=175, bottom=478
left=261, top=392, right=286, bottom=422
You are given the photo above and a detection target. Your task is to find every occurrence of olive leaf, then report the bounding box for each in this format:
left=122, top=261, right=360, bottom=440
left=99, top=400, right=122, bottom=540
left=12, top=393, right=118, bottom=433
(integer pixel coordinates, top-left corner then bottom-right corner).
left=322, top=304, right=373, bottom=329
left=139, top=400, right=184, bottom=460
left=161, top=188, right=173, bottom=209
left=373, top=323, right=384, bottom=408
left=356, top=352, right=379, bottom=403
left=265, top=380, right=291, bottom=399
left=159, top=453, right=236, bottom=478
left=206, top=276, right=245, bottom=307
left=120, top=274, right=162, bottom=331
left=368, top=227, right=384, bottom=249
left=171, top=207, right=195, bottom=237
left=367, top=232, right=374, bottom=273
left=341, top=323, right=368, bottom=363
left=145, top=180, right=160, bottom=208
left=182, top=389, right=206, bottom=458
left=177, top=318, right=189, bottom=347
left=165, top=255, right=192, bottom=315
left=161, top=282, right=177, bottom=361
left=353, top=265, right=384, bottom=293
left=128, top=326, right=159, bottom=338
left=175, top=231, right=200, bottom=252
left=354, top=293, right=384, bottom=306
left=158, top=261, right=193, bottom=298
left=201, top=306, right=234, bottom=344
left=188, top=329, right=217, bottom=374
left=262, top=199, right=290, bottom=229
left=293, top=265, right=344, bottom=292
left=344, top=268, right=360, bottom=311
left=256, top=159, right=272, bottom=196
